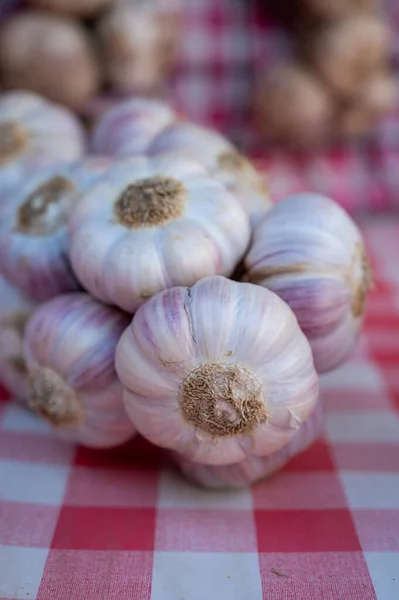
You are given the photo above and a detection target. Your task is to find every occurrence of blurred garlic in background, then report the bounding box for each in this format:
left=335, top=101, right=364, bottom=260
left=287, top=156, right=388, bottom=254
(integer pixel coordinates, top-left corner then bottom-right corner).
left=148, top=121, right=272, bottom=225
left=69, top=154, right=251, bottom=312
left=337, top=71, right=398, bottom=137
left=91, top=97, right=177, bottom=156
left=0, top=91, right=85, bottom=199
left=244, top=193, right=373, bottom=374
left=0, top=156, right=112, bottom=301
left=115, top=276, right=319, bottom=466
left=97, top=0, right=181, bottom=95
left=0, top=275, right=36, bottom=402
left=25, top=293, right=135, bottom=448
left=309, top=14, right=392, bottom=99
left=298, top=0, right=379, bottom=20
left=254, top=63, right=334, bottom=148
left=0, top=11, right=101, bottom=110
left=28, top=0, right=114, bottom=18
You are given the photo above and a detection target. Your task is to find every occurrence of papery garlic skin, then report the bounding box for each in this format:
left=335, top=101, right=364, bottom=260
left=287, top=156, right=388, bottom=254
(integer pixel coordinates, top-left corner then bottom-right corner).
left=0, top=156, right=113, bottom=302
left=245, top=193, right=372, bottom=374
left=173, top=401, right=324, bottom=489
left=115, top=276, right=319, bottom=466
left=0, top=92, right=86, bottom=199
left=25, top=293, right=135, bottom=448
left=0, top=274, right=36, bottom=401
left=148, top=121, right=272, bottom=225
left=91, top=97, right=176, bottom=157
left=69, top=155, right=251, bottom=313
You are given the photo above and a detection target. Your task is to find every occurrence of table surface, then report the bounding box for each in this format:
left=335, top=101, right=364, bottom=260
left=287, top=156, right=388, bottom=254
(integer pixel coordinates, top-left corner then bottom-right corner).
left=0, top=220, right=398, bottom=600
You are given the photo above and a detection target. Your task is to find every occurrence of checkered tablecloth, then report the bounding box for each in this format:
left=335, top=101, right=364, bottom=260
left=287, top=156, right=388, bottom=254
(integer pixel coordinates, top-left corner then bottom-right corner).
left=0, top=218, right=398, bottom=600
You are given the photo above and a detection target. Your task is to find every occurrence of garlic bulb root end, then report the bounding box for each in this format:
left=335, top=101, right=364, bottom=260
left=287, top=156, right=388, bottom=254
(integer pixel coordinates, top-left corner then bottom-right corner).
left=179, top=362, right=267, bottom=437
left=28, top=366, right=84, bottom=428
left=114, top=175, right=186, bottom=228
left=17, top=175, right=75, bottom=235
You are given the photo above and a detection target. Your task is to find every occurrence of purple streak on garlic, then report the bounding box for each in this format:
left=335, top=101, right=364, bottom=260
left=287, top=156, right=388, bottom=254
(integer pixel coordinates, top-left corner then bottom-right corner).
left=244, top=192, right=373, bottom=374
left=148, top=121, right=272, bottom=225
left=69, top=154, right=251, bottom=313
left=0, top=91, right=86, bottom=200
left=0, top=155, right=113, bottom=301
left=24, top=293, right=135, bottom=448
left=0, top=274, right=36, bottom=401
left=91, top=97, right=177, bottom=157
left=115, top=275, right=319, bottom=466
left=173, top=401, right=324, bottom=489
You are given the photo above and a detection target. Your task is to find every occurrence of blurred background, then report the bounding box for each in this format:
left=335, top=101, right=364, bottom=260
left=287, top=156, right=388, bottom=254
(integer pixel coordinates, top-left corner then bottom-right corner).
left=1, top=0, right=399, bottom=214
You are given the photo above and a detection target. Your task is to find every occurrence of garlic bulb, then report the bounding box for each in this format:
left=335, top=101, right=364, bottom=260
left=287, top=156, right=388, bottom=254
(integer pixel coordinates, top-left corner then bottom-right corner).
left=25, top=293, right=135, bottom=448
left=244, top=193, right=372, bottom=374
left=0, top=91, right=85, bottom=200
left=173, top=401, right=324, bottom=489
left=115, top=275, right=319, bottom=466
left=0, top=12, right=101, bottom=110
left=97, top=0, right=180, bottom=94
left=0, top=274, right=36, bottom=402
left=254, top=63, right=334, bottom=148
left=91, top=97, right=177, bottom=157
left=310, top=15, right=392, bottom=99
left=0, top=156, right=112, bottom=302
left=299, top=0, right=379, bottom=20
left=148, top=121, right=272, bottom=225
left=338, top=71, right=398, bottom=137
left=29, top=0, right=114, bottom=18
left=69, top=154, right=251, bottom=313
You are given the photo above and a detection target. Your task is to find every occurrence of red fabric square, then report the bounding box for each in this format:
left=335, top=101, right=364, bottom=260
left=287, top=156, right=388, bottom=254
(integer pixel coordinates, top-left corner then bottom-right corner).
left=258, top=551, right=376, bottom=600
left=155, top=509, right=258, bottom=552
left=74, top=436, right=163, bottom=470
left=52, top=507, right=156, bottom=551
left=255, top=510, right=361, bottom=552
left=37, top=550, right=153, bottom=600
left=283, top=441, right=335, bottom=472
left=353, top=510, right=399, bottom=551
left=0, top=501, right=60, bottom=547
left=64, top=465, right=159, bottom=507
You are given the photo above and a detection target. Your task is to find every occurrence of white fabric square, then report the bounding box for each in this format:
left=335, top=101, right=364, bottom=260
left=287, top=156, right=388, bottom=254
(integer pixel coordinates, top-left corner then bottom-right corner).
left=340, top=472, right=399, bottom=509
left=365, top=552, right=399, bottom=600
left=151, top=551, right=263, bottom=600
left=325, top=411, right=399, bottom=443
left=0, top=460, right=70, bottom=505
left=0, top=545, right=48, bottom=599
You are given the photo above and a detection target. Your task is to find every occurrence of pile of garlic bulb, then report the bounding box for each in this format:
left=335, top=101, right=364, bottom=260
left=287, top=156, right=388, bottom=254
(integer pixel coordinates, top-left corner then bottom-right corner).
left=0, top=90, right=373, bottom=489
left=0, top=0, right=182, bottom=112
left=255, top=0, right=397, bottom=147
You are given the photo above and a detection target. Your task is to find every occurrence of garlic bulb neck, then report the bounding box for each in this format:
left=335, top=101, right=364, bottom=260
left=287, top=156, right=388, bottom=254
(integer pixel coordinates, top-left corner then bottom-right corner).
left=0, top=121, right=27, bottom=165
left=352, top=244, right=373, bottom=318
left=28, top=367, right=84, bottom=428
left=179, top=363, right=267, bottom=437
left=114, top=175, right=186, bottom=228
left=17, top=175, right=76, bottom=235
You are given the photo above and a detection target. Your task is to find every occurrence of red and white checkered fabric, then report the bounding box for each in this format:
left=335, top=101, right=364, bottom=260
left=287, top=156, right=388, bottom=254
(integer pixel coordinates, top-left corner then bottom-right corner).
left=0, top=219, right=398, bottom=599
